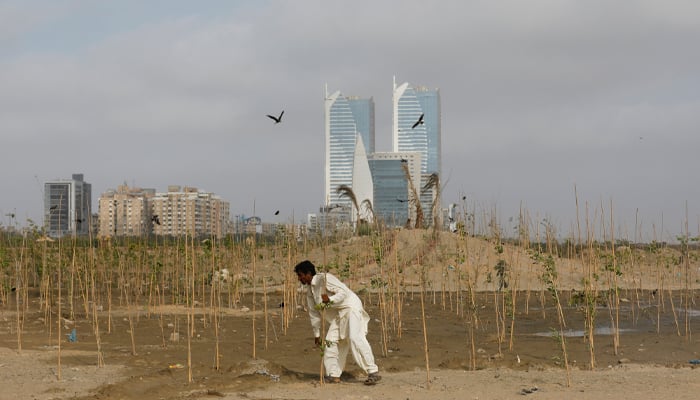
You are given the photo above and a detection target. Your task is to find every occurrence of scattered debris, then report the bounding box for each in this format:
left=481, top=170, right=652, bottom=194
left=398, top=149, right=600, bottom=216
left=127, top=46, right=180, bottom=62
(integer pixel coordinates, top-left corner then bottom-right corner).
left=520, top=387, right=539, bottom=395
left=66, top=328, right=77, bottom=343
left=206, top=389, right=225, bottom=397
left=255, top=367, right=280, bottom=382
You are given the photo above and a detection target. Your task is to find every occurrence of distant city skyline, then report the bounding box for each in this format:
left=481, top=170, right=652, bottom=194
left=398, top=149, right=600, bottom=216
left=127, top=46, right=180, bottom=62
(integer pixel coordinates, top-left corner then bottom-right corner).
left=323, top=80, right=441, bottom=228
left=1, top=1, right=699, bottom=242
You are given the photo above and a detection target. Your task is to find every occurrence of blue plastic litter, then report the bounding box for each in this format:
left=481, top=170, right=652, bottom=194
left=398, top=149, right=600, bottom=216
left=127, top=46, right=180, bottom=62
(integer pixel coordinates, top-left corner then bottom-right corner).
left=67, top=328, right=77, bottom=343
left=689, top=359, right=700, bottom=365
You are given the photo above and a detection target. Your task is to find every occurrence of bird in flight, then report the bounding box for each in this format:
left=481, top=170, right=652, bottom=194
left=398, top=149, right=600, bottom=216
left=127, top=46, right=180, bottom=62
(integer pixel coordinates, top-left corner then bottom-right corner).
left=274, top=210, right=280, bottom=215
left=396, top=197, right=407, bottom=203
left=267, top=110, right=284, bottom=124
left=152, top=215, right=161, bottom=225
left=412, top=113, right=424, bottom=129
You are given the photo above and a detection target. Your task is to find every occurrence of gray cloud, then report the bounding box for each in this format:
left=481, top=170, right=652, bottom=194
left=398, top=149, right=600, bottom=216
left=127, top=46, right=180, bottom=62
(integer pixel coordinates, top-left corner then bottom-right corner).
left=1, top=0, right=699, bottom=241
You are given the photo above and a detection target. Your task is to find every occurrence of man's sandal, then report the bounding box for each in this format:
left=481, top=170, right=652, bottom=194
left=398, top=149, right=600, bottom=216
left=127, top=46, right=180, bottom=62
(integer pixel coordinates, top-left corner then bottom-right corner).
left=325, top=376, right=341, bottom=383
left=364, top=373, right=382, bottom=385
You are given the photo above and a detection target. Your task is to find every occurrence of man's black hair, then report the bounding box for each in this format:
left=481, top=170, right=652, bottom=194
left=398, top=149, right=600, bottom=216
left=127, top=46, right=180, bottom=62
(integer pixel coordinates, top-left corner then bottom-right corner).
left=294, top=260, right=316, bottom=275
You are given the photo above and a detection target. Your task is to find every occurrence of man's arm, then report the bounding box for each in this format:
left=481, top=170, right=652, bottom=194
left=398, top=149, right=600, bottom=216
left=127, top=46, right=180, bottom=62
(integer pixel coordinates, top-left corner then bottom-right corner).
left=323, top=274, right=349, bottom=304
left=306, top=289, right=322, bottom=337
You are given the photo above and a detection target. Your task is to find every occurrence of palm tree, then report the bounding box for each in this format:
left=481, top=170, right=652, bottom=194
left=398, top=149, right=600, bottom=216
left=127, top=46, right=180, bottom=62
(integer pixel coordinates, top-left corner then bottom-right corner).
left=401, top=162, right=423, bottom=229
left=336, top=185, right=361, bottom=229
left=421, top=172, right=442, bottom=230
left=360, top=198, right=378, bottom=232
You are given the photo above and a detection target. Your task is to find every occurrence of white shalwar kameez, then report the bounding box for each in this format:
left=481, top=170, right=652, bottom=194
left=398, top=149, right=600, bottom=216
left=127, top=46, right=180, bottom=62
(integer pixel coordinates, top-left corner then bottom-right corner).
left=305, top=272, right=379, bottom=378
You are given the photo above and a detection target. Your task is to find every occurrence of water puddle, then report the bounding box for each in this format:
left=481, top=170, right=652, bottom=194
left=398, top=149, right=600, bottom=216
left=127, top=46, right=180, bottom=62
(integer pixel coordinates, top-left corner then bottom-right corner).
left=681, top=309, right=700, bottom=317
left=533, top=326, right=636, bottom=337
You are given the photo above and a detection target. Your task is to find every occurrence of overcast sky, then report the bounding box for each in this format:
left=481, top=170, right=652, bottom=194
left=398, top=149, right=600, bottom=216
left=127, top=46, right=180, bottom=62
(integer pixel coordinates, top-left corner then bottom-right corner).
left=1, top=0, right=699, bottom=242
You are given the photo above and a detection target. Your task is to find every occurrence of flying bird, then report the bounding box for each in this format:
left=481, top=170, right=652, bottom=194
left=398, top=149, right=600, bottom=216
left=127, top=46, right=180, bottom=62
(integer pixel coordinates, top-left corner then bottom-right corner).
left=274, top=210, right=280, bottom=215
left=151, top=215, right=161, bottom=225
left=411, top=113, right=424, bottom=129
left=396, top=198, right=407, bottom=203
left=267, top=110, right=284, bottom=124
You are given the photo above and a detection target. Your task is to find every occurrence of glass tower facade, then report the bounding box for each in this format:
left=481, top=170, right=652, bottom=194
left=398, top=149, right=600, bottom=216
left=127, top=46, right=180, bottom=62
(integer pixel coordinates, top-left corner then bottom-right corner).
left=325, top=90, right=375, bottom=208
left=368, top=151, right=421, bottom=228
left=392, top=81, right=441, bottom=176
left=368, top=158, right=409, bottom=227
left=347, top=96, right=375, bottom=155
left=44, top=173, right=92, bottom=237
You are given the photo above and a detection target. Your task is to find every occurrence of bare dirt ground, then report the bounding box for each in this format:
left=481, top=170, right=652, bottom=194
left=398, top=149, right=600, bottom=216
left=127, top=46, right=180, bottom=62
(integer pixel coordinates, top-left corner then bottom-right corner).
left=1, top=231, right=699, bottom=399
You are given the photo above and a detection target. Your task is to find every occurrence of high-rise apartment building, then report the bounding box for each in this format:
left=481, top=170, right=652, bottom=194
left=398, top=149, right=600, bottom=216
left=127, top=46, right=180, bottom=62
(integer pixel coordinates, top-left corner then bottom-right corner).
left=44, top=173, right=92, bottom=237
left=324, top=89, right=375, bottom=208
left=97, top=184, right=155, bottom=237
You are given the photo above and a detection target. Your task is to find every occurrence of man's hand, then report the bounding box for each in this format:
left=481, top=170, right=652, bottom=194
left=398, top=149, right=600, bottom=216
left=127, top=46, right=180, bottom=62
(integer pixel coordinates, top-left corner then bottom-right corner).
left=314, top=337, right=322, bottom=347
left=321, top=293, right=330, bottom=304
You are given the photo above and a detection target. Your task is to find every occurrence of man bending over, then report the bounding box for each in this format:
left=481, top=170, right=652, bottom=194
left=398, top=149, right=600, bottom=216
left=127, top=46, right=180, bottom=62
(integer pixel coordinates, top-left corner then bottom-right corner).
left=294, top=260, right=381, bottom=385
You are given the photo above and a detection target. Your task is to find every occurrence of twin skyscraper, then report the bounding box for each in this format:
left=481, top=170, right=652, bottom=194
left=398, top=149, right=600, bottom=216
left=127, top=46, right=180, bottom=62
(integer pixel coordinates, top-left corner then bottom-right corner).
left=323, top=78, right=441, bottom=229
